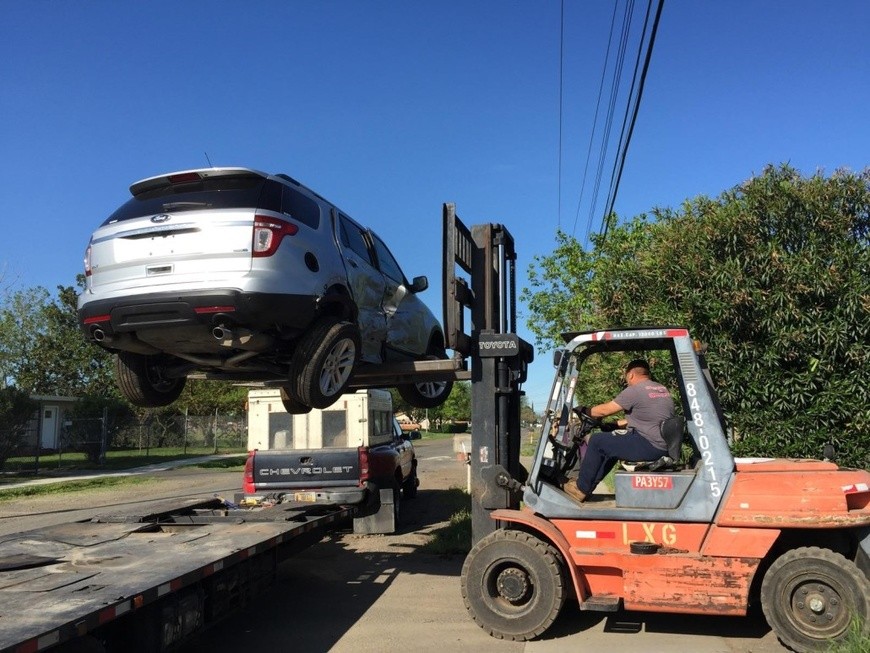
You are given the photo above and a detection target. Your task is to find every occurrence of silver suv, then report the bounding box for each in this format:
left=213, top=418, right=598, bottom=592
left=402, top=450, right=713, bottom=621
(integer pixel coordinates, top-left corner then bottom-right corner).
left=77, top=167, right=452, bottom=412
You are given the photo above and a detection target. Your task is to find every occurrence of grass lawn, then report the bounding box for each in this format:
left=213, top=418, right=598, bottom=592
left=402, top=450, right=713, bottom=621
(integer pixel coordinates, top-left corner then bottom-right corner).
left=420, top=487, right=471, bottom=555
left=2, top=447, right=247, bottom=478
left=419, top=430, right=465, bottom=441
left=0, top=475, right=156, bottom=501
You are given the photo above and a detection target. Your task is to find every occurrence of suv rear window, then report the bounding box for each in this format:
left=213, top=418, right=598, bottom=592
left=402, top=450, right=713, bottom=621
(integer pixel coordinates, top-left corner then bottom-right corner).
left=103, top=174, right=267, bottom=225
left=281, top=185, right=320, bottom=229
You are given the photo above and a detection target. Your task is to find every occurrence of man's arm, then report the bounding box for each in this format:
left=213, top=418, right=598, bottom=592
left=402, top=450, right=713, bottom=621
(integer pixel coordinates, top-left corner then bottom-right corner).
left=589, top=400, right=623, bottom=419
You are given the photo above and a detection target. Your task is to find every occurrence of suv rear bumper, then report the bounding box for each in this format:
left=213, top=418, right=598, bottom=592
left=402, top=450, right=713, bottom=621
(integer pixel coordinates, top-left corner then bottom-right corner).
left=78, top=289, right=319, bottom=339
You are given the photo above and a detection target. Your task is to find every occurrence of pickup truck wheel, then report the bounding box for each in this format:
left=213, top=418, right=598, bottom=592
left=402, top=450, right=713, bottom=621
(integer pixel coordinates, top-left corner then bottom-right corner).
left=292, top=317, right=360, bottom=409
left=461, top=530, right=566, bottom=641
left=761, top=546, right=870, bottom=652
left=402, top=465, right=418, bottom=499
left=115, top=352, right=185, bottom=408
left=391, top=481, right=401, bottom=526
left=279, top=386, right=312, bottom=414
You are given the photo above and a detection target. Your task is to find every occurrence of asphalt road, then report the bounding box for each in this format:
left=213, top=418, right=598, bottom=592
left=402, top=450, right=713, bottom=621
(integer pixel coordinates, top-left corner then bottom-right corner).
left=0, top=464, right=242, bottom=536
left=1, top=439, right=786, bottom=652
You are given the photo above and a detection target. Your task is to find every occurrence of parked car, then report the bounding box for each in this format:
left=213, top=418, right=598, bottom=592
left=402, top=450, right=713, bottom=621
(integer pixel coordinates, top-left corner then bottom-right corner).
left=77, top=167, right=452, bottom=411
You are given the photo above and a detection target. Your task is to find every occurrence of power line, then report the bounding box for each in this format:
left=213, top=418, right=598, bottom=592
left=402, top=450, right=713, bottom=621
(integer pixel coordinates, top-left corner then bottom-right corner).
left=570, top=0, right=620, bottom=240
left=585, top=0, right=636, bottom=243
left=601, top=0, right=665, bottom=239
left=556, top=0, right=565, bottom=229
left=563, top=0, right=665, bottom=244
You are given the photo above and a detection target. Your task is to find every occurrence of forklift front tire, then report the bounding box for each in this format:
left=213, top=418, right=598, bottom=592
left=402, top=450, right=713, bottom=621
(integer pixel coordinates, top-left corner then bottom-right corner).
left=460, top=530, right=566, bottom=641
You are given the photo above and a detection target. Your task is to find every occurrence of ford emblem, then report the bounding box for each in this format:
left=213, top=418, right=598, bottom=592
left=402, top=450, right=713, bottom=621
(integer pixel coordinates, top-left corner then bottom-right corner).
left=151, top=214, right=171, bottom=224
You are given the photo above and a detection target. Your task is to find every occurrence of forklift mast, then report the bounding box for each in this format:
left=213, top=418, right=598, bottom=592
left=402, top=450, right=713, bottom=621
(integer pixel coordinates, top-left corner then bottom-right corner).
left=442, top=204, right=532, bottom=542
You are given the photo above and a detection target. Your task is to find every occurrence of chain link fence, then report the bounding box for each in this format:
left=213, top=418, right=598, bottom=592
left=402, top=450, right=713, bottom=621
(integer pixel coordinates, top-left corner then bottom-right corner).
left=106, top=413, right=247, bottom=452
left=1, top=411, right=246, bottom=474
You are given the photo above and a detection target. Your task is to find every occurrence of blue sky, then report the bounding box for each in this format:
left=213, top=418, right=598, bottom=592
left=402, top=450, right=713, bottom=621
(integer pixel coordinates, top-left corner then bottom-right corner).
left=1, top=1, right=868, bottom=411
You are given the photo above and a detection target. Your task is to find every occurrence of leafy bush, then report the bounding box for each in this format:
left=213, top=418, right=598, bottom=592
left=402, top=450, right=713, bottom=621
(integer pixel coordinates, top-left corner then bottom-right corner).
left=0, top=387, right=37, bottom=468
left=428, top=422, right=469, bottom=434
left=525, top=165, right=869, bottom=468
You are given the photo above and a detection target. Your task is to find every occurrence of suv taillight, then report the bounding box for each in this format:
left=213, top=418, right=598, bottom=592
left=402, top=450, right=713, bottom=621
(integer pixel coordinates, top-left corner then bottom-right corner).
left=358, top=446, right=370, bottom=486
left=84, top=244, right=92, bottom=277
left=252, top=215, right=298, bottom=257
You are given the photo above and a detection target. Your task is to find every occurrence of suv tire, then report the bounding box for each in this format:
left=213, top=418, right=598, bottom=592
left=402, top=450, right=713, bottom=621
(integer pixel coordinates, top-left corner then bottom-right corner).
left=292, top=317, right=360, bottom=409
left=279, top=386, right=312, bottom=414
left=115, top=352, right=185, bottom=407
left=397, top=353, right=453, bottom=409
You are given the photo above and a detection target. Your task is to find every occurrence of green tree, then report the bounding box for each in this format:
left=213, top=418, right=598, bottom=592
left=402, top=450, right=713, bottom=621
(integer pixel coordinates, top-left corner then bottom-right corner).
left=0, top=286, right=49, bottom=389
left=519, top=394, right=539, bottom=425
left=524, top=165, right=869, bottom=467
left=389, top=388, right=420, bottom=421
left=0, top=386, right=38, bottom=467
left=440, top=381, right=471, bottom=422
left=176, top=380, right=248, bottom=417
left=0, top=278, right=115, bottom=396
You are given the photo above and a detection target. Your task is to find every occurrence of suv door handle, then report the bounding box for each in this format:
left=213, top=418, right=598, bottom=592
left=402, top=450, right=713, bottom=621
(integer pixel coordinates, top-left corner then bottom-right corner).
left=348, top=259, right=358, bottom=268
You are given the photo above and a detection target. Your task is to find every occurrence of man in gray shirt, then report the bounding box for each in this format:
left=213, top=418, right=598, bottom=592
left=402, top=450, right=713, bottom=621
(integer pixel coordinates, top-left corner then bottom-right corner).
left=564, top=359, right=674, bottom=503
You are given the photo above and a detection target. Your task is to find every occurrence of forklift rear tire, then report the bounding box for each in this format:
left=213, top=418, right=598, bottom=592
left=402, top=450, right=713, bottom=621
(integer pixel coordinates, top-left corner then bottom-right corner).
left=461, top=530, right=566, bottom=641
left=761, top=546, right=870, bottom=652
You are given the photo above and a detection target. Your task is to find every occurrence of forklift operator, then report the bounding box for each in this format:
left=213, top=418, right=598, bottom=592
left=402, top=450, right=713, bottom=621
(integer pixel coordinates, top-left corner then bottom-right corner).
left=564, top=359, right=674, bottom=503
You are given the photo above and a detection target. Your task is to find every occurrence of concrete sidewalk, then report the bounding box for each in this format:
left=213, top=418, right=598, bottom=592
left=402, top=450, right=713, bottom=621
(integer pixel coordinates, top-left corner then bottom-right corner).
left=0, top=454, right=243, bottom=491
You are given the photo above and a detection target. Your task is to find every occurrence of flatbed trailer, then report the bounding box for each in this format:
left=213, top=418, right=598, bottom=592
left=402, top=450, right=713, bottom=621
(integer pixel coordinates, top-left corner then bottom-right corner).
left=0, top=497, right=351, bottom=652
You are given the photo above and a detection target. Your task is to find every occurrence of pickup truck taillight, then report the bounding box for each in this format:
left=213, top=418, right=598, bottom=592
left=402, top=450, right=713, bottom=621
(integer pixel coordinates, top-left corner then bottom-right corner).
left=252, top=215, right=298, bottom=257
left=358, top=446, right=370, bottom=486
left=242, top=452, right=255, bottom=493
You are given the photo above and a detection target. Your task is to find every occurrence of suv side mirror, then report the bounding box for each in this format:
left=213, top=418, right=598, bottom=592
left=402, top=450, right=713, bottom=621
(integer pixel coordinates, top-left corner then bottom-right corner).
left=409, top=276, right=429, bottom=293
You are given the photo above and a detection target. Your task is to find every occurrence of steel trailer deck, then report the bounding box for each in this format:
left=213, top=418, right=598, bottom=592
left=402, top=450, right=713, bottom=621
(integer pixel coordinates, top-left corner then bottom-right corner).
left=0, top=498, right=350, bottom=652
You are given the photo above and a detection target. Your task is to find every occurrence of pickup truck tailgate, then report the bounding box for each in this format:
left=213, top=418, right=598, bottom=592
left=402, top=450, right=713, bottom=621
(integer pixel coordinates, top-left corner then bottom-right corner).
left=252, top=447, right=361, bottom=490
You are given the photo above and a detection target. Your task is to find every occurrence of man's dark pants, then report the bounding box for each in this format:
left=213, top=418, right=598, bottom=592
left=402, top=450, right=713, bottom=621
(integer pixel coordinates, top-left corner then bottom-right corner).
left=577, top=430, right=667, bottom=494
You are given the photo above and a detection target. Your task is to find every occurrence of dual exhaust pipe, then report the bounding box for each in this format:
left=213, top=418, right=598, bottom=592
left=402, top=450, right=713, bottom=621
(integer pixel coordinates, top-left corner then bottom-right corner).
left=89, top=324, right=272, bottom=352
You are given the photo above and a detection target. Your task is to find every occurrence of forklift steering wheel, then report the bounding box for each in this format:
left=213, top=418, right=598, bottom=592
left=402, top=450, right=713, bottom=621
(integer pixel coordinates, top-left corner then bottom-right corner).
left=577, top=411, right=601, bottom=432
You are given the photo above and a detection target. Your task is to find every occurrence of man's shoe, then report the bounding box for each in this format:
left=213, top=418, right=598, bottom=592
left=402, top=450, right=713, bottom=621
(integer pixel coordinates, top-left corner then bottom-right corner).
left=563, top=484, right=587, bottom=503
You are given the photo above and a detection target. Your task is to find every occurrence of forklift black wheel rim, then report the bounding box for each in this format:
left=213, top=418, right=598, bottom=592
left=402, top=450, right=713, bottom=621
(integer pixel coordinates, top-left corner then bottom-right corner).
left=461, top=530, right=566, bottom=641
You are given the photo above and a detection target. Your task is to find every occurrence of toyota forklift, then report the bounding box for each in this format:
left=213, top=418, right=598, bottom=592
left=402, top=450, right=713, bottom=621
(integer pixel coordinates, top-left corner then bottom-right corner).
left=442, top=206, right=870, bottom=653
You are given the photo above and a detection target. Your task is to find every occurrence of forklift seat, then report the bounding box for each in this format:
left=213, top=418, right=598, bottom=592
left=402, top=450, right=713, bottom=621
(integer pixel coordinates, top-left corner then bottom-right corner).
left=621, top=416, right=686, bottom=472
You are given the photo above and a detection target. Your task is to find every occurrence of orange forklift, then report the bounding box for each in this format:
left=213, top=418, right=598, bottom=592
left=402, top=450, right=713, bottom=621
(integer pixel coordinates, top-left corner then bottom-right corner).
left=440, top=210, right=870, bottom=653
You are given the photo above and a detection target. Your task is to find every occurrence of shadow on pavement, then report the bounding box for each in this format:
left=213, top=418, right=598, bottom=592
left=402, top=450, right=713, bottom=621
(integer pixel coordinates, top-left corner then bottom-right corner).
left=537, top=598, right=774, bottom=647
left=190, top=486, right=468, bottom=652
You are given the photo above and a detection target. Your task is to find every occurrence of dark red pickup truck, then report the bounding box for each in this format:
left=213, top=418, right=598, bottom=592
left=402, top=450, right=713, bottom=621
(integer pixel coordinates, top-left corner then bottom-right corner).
left=242, top=416, right=418, bottom=521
